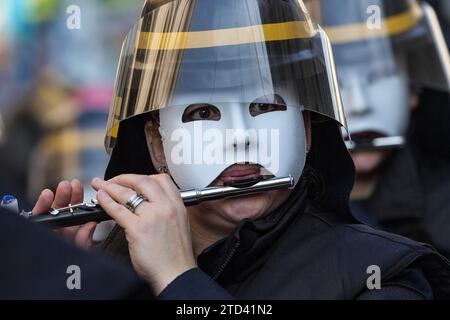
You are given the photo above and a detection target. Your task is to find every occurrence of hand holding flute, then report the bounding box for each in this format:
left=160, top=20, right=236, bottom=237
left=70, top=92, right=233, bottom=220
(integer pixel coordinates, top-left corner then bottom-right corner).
left=29, top=173, right=294, bottom=295
left=31, top=179, right=97, bottom=249
left=28, top=175, right=294, bottom=229
left=29, top=174, right=294, bottom=243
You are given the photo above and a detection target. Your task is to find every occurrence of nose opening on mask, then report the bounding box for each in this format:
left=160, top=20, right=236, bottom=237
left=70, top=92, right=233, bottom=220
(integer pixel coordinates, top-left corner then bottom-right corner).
left=232, top=136, right=251, bottom=149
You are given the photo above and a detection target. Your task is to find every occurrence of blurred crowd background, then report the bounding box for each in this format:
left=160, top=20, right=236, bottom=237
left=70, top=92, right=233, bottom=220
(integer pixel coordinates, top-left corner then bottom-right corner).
left=0, top=0, right=143, bottom=239
left=0, top=0, right=449, bottom=239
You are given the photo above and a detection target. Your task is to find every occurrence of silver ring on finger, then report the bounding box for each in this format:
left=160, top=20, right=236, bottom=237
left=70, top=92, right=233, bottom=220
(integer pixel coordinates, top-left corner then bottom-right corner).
left=126, top=192, right=147, bottom=214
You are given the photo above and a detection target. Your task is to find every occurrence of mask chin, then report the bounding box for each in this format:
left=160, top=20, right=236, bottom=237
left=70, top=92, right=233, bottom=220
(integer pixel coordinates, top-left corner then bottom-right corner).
left=158, top=103, right=307, bottom=190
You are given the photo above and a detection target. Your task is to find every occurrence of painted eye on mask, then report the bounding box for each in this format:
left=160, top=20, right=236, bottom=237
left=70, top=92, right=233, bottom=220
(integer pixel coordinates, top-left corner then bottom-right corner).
left=182, top=104, right=221, bottom=123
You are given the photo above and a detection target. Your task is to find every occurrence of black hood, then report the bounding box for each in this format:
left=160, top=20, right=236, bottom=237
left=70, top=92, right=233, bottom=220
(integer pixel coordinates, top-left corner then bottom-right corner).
left=105, top=114, right=157, bottom=180
left=307, top=118, right=356, bottom=218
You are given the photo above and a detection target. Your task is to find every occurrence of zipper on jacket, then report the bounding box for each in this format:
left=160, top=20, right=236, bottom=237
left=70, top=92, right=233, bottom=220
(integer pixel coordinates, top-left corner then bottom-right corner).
left=212, top=240, right=240, bottom=280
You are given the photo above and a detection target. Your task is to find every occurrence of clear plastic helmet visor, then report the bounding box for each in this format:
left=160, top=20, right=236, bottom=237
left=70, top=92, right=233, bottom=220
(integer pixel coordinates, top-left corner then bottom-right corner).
left=307, top=0, right=450, bottom=92
left=105, top=0, right=346, bottom=153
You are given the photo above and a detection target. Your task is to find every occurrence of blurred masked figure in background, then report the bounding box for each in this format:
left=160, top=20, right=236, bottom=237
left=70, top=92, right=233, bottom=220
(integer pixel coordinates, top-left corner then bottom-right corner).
left=307, top=0, right=450, bottom=257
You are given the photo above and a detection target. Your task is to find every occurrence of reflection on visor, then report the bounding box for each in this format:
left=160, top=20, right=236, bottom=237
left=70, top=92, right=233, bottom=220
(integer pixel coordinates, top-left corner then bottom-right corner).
left=105, top=0, right=346, bottom=153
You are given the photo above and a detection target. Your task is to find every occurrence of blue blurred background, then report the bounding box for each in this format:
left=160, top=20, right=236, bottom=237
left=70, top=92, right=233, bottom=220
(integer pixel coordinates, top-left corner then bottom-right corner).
left=0, top=0, right=143, bottom=239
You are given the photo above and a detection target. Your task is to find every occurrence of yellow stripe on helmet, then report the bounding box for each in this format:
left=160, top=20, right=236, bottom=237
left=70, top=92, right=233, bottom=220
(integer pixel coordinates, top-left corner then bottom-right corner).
left=324, top=3, right=423, bottom=45
left=137, top=21, right=317, bottom=51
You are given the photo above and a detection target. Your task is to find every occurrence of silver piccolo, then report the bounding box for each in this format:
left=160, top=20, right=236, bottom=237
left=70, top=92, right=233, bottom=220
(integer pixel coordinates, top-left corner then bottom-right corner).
left=26, top=176, right=294, bottom=228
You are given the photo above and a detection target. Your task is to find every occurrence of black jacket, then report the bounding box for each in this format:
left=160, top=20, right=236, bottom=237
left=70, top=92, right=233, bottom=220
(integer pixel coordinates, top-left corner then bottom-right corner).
left=102, top=183, right=450, bottom=300
left=351, top=89, right=450, bottom=258
left=102, top=115, right=450, bottom=300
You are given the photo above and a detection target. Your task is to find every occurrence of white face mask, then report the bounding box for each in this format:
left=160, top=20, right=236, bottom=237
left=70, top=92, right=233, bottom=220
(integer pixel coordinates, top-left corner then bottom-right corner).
left=339, top=61, right=410, bottom=139
left=158, top=103, right=307, bottom=190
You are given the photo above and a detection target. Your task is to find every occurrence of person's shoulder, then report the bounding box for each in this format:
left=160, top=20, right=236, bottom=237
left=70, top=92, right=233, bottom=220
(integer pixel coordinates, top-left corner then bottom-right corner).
left=303, top=207, right=436, bottom=254
left=289, top=208, right=450, bottom=299
left=245, top=206, right=450, bottom=299
left=0, top=209, right=150, bottom=299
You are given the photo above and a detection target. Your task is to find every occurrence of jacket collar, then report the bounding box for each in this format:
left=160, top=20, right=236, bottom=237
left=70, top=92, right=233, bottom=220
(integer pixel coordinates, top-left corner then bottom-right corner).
left=197, top=179, right=309, bottom=285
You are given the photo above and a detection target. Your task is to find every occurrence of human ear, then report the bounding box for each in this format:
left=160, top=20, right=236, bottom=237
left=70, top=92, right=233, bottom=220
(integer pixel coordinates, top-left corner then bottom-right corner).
left=144, top=120, right=168, bottom=171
